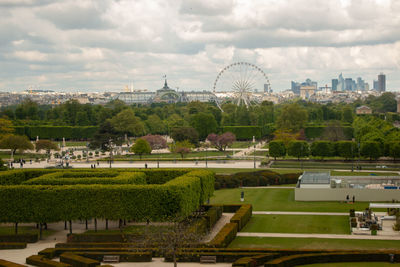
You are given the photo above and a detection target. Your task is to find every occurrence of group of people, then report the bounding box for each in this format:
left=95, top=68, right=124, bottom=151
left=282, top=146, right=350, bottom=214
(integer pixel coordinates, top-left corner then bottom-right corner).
left=90, top=161, right=100, bottom=169
left=8, top=158, right=32, bottom=169
left=346, top=195, right=356, bottom=203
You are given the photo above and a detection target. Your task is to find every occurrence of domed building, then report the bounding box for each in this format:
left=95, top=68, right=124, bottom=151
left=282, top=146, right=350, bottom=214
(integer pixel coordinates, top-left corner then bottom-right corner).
left=152, top=79, right=181, bottom=103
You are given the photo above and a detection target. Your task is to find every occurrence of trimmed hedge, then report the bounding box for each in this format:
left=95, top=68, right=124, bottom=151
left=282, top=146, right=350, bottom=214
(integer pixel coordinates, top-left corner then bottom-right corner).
left=0, top=169, right=214, bottom=223
left=221, top=126, right=261, bottom=140
left=0, top=234, right=38, bottom=243
left=230, top=204, right=252, bottom=231
left=165, top=252, right=267, bottom=263
left=22, top=172, right=146, bottom=185
left=0, top=170, right=56, bottom=185
left=215, top=170, right=300, bottom=189
left=74, top=251, right=152, bottom=262
left=0, top=259, right=27, bottom=267
left=59, top=253, right=99, bottom=267
left=39, top=247, right=157, bottom=258
left=232, top=254, right=279, bottom=267
left=0, top=242, right=27, bottom=249
left=305, top=126, right=353, bottom=140
left=203, top=206, right=223, bottom=230
left=208, top=223, right=237, bottom=248
left=13, top=126, right=98, bottom=141
left=26, top=255, right=71, bottom=267
left=67, top=233, right=132, bottom=243
left=264, top=252, right=400, bottom=266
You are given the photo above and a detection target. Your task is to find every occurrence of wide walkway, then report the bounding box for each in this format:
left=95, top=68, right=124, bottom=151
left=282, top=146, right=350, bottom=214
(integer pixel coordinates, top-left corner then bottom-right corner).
left=18, top=160, right=262, bottom=169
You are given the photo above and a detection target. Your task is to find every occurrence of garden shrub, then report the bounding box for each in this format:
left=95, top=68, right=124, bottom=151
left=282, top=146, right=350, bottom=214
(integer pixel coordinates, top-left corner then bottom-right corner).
left=59, top=253, right=99, bottom=267
left=203, top=206, right=223, bottom=230
left=22, top=172, right=146, bottom=185
left=0, top=242, right=27, bottom=249
left=165, top=252, right=266, bottom=263
left=230, top=204, right=252, bottom=231
left=208, top=223, right=238, bottom=248
left=221, top=126, right=261, bottom=140
left=0, top=259, right=26, bottom=267
left=0, top=169, right=214, bottom=224
left=75, top=251, right=152, bottom=262
left=26, top=255, right=71, bottom=267
left=0, top=234, right=38, bottom=243
left=264, top=252, right=400, bottom=266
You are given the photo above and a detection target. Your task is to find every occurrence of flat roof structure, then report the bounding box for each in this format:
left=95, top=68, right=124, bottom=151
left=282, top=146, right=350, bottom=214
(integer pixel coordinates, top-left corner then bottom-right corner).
left=370, top=203, right=400, bottom=209
left=300, top=171, right=330, bottom=184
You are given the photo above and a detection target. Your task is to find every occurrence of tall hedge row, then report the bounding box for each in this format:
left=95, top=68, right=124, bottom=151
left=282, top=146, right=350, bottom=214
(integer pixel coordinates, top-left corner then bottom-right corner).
left=221, top=126, right=261, bottom=140
left=304, top=126, right=353, bottom=140
left=0, top=169, right=214, bottom=223
left=22, top=172, right=147, bottom=185
left=13, top=126, right=98, bottom=140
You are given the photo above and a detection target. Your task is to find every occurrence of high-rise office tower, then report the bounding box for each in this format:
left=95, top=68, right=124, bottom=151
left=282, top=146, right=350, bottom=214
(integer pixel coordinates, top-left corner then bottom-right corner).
left=378, top=73, right=386, bottom=92
left=332, top=79, right=338, bottom=91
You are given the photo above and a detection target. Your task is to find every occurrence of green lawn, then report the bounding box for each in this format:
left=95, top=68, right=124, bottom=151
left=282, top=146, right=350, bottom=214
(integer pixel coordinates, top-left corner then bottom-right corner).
left=301, top=263, right=400, bottom=267
left=65, top=141, right=88, bottom=147
left=210, top=188, right=372, bottom=212
left=242, top=215, right=350, bottom=234
left=229, top=236, right=400, bottom=250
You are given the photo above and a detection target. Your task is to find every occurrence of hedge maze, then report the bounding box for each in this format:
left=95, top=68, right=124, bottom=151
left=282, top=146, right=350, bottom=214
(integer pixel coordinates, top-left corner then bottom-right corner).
left=0, top=169, right=215, bottom=224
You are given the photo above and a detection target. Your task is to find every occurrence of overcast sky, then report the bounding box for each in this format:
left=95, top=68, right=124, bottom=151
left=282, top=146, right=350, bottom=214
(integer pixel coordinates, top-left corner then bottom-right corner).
left=0, top=0, right=399, bottom=92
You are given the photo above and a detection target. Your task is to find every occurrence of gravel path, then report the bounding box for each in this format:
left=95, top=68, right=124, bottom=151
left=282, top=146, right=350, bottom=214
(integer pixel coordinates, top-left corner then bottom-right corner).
left=202, top=213, right=234, bottom=242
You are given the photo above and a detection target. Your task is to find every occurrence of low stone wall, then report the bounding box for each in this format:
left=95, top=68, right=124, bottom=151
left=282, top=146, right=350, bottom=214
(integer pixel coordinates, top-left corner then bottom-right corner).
left=295, top=188, right=400, bottom=201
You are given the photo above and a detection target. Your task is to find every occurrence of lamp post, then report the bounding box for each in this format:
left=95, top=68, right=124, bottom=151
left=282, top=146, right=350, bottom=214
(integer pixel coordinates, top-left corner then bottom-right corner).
left=253, top=136, right=256, bottom=169
left=108, top=138, right=113, bottom=168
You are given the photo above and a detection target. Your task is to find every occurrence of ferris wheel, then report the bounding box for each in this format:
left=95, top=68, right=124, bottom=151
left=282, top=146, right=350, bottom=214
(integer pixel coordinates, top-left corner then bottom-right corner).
left=213, top=62, right=270, bottom=107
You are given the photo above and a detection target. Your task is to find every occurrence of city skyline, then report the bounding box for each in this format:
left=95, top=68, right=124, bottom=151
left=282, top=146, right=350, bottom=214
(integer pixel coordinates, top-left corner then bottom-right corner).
left=1, top=0, right=400, bottom=92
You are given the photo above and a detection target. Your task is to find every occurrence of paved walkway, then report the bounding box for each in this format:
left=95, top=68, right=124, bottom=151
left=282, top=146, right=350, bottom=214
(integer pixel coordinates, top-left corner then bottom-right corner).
left=202, top=213, right=234, bottom=242
left=232, top=142, right=264, bottom=157
left=237, top=232, right=400, bottom=240
left=252, top=211, right=348, bottom=216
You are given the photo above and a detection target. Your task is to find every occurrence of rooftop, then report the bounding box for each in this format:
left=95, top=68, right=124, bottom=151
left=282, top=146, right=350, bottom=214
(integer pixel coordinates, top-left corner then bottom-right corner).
left=300, top=171, right=331, bottom=184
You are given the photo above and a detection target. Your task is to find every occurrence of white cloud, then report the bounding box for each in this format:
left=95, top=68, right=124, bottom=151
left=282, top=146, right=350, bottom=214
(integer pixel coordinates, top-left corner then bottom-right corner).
left=0, top=0, right=399, bottom=91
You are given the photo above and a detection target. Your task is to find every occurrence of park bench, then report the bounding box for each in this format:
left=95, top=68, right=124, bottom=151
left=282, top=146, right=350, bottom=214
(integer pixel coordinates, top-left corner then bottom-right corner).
left=200, top=255, right=217, bottom=264
left=103, top=255, right=120, bottom=263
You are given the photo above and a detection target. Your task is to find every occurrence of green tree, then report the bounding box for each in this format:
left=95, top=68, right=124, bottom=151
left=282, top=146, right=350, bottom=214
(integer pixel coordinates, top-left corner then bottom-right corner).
left=189, top=112, right=217, bottom=140
left=310, top=141, right=333, bottom=160
left=145, top=114, right=167, bottom=134
left=35, top=140, right=59, bottom=154
left=170, top=127, right=199, bottom=146
left=0, top=118, right=14, bottom=138
left=335, top=141, right=357, bottom=160
left=110, top=108, right=145, bottom=137
left=360, top=141, right=381, bottom=160
left=277, top=103, right=308, bottom=132
left=0, top=135, right=34, bottom=160
left=171, top=140, right=193, bottom=159
left=75, top=111, right=90, bottom=126
left=389, top=142, right=400, bottom=161
left=89, top=121, right=123, bottom=151
left=130, top=138, right=151, bottom=159
left=341, top=106, right=354, bottom=124
left=268, top=140, right=286, bottom=160
left=287, top=141, right=309, bottom=160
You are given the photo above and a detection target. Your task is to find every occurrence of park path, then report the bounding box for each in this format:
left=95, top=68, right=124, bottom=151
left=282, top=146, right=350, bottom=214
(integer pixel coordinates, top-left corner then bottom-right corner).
left=232, top=142, right=265, bottom=157
left=202, top=213, right=234, bottom=242
left=252, top=211, right=348, bottom=216
left=237, top=232, right=400, bottom=240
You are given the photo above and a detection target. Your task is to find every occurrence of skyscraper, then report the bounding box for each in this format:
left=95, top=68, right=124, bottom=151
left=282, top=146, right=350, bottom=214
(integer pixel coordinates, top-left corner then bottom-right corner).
left=373, top=80, right=379, bottom=90
left=332, top=79, right=338, bottom=91
left=378, top=73, right=386, bottom=92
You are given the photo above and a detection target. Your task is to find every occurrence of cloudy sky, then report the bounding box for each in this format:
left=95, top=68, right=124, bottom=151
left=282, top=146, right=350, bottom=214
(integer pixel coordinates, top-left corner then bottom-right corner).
left=1, top=0, right=400, bottom=92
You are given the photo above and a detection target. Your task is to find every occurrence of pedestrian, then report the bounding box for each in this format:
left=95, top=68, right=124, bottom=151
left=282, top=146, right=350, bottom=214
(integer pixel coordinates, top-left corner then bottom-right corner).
left=20, top=162, right=23, bottom=168
left=145, top=163, right=148, bottom=169
left=240, top=191, right=244, bottom=202
left=97, top=161, right=99, bottom=166
left=346, top=195, right=349, bottom=203
left=352, top=195, right=355, bottom=203
left=30, top=159, right=32, bottom=164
